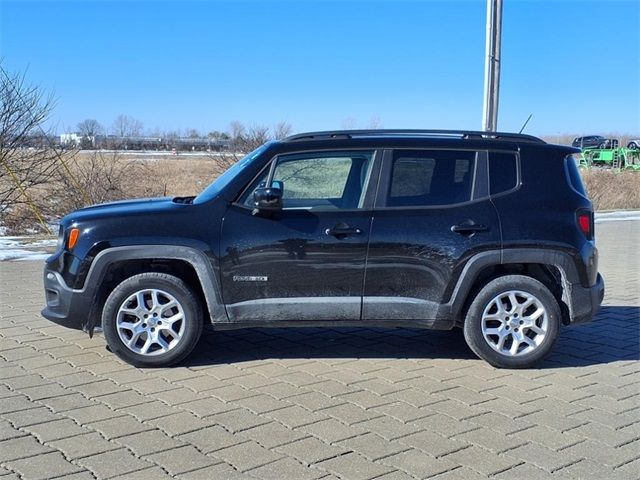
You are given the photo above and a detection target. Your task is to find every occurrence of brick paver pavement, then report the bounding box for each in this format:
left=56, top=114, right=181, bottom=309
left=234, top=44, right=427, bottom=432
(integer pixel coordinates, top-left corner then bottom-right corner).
left=1, top=220, right=639, bottom=479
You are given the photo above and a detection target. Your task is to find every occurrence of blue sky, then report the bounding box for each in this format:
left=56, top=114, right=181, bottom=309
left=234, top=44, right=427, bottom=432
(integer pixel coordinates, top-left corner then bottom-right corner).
left=1, top=0, right=638, bottom=136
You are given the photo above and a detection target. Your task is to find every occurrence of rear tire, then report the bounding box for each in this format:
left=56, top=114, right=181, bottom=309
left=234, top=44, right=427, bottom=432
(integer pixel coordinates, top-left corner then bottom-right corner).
left=102, top=273, right=203, bottom=367
left=463, top=275, right=560, bottom=369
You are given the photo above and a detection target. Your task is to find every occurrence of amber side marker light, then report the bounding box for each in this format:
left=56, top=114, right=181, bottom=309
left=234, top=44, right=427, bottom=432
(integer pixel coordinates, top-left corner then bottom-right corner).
left=67, top=228, right=80, bottom=250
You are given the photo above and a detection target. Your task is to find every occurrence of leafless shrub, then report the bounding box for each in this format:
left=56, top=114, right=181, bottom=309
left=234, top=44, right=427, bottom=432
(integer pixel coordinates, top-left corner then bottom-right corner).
left=50, top=150, right=163, bottom=214
left=273, top=121, right=293, bottom=140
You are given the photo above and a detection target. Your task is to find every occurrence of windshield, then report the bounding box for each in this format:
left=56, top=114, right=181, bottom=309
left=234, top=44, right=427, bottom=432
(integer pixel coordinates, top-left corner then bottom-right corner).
left=194, top=143, right=271, bottom=204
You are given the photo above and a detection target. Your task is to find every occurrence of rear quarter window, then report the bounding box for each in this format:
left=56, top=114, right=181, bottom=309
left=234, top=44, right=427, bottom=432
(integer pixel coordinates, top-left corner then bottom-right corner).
left=489, top=152, right=518, bottom=195
left=565, top=154, right=588, bottom=197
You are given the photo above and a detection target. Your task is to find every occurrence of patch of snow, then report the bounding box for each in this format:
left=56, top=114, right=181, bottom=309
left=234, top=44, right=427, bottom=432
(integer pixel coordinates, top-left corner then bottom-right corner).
left=0, top=236, right=56, bottom=262
left=595, top=210, right=640, bottom=223
left=0, top=249, right=50, bottom=261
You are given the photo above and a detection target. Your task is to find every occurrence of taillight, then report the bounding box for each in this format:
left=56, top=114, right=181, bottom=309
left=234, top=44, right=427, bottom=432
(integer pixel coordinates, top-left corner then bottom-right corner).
left=577, top=210, right=593, bottom=240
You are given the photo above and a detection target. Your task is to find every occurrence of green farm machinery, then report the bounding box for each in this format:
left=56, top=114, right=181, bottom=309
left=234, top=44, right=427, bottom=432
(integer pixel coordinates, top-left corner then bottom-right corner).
left=581, top=146, right=640, bottom=170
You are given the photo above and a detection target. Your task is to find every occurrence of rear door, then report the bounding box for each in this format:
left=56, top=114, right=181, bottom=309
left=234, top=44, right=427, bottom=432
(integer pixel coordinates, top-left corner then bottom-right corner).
left=220, top=149, right=380, bottom=322
left=363, top=148, right=502, bottom=323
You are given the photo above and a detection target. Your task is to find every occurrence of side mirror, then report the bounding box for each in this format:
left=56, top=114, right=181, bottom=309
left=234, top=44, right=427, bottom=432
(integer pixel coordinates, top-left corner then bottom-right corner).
left=253, top=184, right=283, bottom=211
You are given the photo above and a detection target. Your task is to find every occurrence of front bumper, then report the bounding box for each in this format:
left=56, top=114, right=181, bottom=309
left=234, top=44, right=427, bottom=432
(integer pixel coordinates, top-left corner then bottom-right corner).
left=41, top=269, right=91, bottom=330
left=568, top=273, right=605, bottom=325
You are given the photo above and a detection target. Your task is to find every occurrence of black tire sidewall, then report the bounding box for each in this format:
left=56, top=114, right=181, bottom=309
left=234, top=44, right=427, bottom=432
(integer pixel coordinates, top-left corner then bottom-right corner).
left=463, top=275, right=560, bottom=369
left=102, top=273, right=203, bottom=367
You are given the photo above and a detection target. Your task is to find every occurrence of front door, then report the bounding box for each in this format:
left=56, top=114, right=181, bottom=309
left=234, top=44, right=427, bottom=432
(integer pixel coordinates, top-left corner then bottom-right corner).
left=363, top=148, right=501, bottom=323
left=220, top=149, right=380, bottom=322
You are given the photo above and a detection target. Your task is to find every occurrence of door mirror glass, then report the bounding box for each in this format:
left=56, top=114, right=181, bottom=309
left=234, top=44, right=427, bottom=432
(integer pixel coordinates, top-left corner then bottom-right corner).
left=253, top=184, right=283, bottom=211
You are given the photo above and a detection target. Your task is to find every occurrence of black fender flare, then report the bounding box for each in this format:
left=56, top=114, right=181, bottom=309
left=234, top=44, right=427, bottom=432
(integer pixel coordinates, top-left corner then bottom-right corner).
left=445, top=248, right=581, bottom=320
left=82, top=245, right=227, bottom=332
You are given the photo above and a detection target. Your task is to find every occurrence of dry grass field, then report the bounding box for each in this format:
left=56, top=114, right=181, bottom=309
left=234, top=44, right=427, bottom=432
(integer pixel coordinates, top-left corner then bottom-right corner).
left=1, top=149, right=639, bottom=235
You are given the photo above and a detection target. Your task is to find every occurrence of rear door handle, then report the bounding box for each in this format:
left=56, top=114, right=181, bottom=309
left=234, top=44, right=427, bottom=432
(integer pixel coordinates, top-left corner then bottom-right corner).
left=325, top=225, right=363, bottom=237
left=451, top=224, right=488, bottom=234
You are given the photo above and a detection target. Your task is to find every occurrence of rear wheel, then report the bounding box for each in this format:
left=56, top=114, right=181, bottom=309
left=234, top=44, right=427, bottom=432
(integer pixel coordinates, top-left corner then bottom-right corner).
left=628, top=142, right=638, bottom=150
left=463, top=275, right=560, bottom=368
left=102, top=273, right=203, bottom=367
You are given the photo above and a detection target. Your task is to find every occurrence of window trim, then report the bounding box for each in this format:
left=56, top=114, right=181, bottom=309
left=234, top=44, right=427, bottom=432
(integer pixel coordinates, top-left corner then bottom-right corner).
left=374, top=148, right=488, bottom=210
left=232, top=148, right=382, bottom=212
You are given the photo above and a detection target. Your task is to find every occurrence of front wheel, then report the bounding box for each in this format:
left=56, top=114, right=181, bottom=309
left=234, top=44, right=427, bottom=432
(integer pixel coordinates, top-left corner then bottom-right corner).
left=463, top=275, right=560, bottom=369
left=102, top=273, right=203, bottom=367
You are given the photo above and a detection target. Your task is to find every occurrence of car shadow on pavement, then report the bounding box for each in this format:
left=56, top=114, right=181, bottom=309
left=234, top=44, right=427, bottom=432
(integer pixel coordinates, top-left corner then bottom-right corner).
left=181, top=305, right=640, bottom=368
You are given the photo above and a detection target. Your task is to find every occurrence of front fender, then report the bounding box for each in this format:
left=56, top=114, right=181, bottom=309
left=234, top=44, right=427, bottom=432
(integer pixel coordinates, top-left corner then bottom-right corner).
left=81, top=245, right=227, bottom=332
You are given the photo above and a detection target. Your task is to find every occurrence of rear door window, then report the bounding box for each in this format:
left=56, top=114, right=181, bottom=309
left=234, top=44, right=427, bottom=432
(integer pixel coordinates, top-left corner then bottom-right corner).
left=385, top=150, right=476, bottom=207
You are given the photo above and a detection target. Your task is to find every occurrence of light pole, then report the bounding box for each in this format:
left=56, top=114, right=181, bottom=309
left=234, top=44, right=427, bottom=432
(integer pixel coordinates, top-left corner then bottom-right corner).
left=482, top=0, right=503, bottom=132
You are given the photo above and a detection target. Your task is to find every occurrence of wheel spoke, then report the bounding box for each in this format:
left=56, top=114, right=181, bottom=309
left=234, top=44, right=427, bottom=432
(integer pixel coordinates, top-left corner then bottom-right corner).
left=524, top=307, right=545, bottom=322
left=164, top=312, right=184, bottom=325
left=150, top=290, right=161, bottom=310
left=140, top=336, right=152, bottom=354
left=484, top=327, right=503, bottom=337
left=508, top=292, right=520, bottom=312
left=496, top=332, right=508, bottom=351
left=527, top=324, right=545, bottom=335
left=160, top=300, right=178, bottom=315
left=127, top=331, right=143, bottom=347
left=520, top=297, right=535, bottom=310
left=156, top=336, right=170, bottom=350
left=136, top=291, right=148, bottom=311
left=509, top=337, right=521, bottom=355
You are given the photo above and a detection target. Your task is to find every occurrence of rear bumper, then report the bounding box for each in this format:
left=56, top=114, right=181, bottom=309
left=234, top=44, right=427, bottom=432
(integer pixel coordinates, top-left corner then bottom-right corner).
left=41, top=269, right=91, bottom=330
left=568, top=273, right=605, bottom=325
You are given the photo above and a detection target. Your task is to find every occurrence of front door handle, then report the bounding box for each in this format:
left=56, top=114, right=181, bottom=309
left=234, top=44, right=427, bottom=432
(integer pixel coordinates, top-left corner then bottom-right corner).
left=451, top=223, right=488, bottom=234
left=326, top=224, right=363, bottom=238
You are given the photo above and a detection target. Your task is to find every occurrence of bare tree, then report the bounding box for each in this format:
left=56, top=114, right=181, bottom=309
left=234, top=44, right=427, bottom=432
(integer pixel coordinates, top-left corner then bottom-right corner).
left=228, top=120, right=246, bottom=151
left=272, top=121, right=292, bottom=140
left=244, top=125, right=270, bottom=151
left=112, top=114, right=143, bottom=137
left=77, top=119, right=103, bottom=137
left=76, top=119, right=103, bottom=149
left=0, top=63, right=61, bottom=227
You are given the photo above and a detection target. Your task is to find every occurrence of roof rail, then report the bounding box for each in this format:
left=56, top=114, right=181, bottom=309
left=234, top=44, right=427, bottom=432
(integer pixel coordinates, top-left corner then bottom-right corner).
left=283, top=129, right=545, bottom=144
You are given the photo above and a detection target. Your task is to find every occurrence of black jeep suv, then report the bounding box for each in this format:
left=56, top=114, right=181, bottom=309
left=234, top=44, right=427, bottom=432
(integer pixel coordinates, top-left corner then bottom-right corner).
left=42, top=130, right=604, bottom=369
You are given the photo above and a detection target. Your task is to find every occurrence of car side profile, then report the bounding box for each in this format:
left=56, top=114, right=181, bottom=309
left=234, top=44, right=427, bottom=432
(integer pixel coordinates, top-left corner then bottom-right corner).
left=571, top=135, right=618, bottom=149
left=42, top=130, right=604, bottom=369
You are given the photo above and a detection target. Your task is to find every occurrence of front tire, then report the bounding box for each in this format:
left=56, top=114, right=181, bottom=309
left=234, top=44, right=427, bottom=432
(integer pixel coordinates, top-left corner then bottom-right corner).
left=102, top=273, right=203, bottom=367
left=463, top=275, right=560, bottom=369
